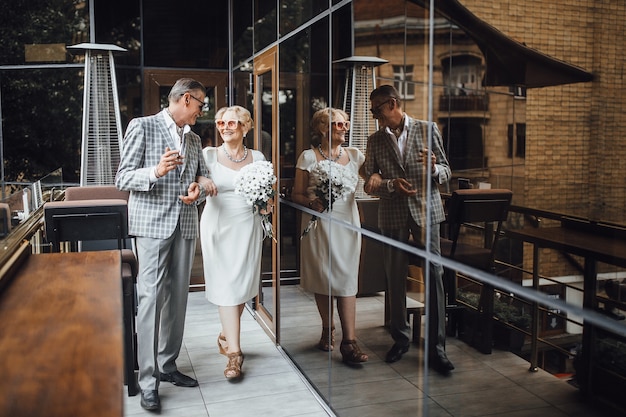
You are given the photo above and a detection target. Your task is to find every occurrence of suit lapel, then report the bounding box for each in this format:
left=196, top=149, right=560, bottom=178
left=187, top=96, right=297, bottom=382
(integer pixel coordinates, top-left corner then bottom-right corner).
left=156, top=115, right=178, bottom=151
left=179, top=131, right=188, bottom=175
left=155, top=114, right=188, bottom=177
left=405, top=118, right=426, bottom=162
left=382, top=130, right=403, bottom=167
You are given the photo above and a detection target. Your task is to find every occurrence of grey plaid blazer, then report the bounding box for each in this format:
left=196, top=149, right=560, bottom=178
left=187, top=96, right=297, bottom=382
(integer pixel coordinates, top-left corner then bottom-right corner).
left=115, top=110, right=209, bottom=239
left=362, top=117, right=451, bottom=230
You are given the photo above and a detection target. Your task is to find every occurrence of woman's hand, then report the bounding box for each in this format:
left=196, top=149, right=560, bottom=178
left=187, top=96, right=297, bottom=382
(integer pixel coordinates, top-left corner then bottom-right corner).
left=364, top=173, right=383, bottom=194
left=308, top=198, right=324, bottom=212
left=197, top=176, right=218, bottom=197
left=260, top=198, right=274, bottom=215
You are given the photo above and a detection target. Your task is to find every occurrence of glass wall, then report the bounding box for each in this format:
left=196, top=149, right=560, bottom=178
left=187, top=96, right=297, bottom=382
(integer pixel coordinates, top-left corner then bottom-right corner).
left=0, top=1, right=89, bottom=190
left=269, top=0, right=626, bottom=414
left=2, top=0, right=626, bottom=414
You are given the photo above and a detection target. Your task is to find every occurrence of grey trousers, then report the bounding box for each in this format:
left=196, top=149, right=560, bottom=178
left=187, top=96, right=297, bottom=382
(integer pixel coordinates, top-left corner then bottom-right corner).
left=381, top=219, right=446, bottom=356
left=135, top=224, right=195, bottom=390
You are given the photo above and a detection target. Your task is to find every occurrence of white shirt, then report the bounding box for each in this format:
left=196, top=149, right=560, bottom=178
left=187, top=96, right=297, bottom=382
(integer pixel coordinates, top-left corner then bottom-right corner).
left=150, top=110, right=190, bottom=182
left=385, top=116, right=408, bottom=158
left=384, top=115, right=440, bottom=178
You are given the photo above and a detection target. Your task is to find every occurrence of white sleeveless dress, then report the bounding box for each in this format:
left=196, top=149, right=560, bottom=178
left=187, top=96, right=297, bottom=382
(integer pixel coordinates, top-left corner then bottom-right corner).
left=200, top=147, right=265, bottom=306
left=297, top=147, right=364, bottom=296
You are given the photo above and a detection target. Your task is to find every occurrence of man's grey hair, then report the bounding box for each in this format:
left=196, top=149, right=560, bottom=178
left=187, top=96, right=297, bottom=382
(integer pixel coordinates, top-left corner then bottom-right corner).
left=168, top=78, right=206, bottom=102
left=370, top=84, right=402, bottom=106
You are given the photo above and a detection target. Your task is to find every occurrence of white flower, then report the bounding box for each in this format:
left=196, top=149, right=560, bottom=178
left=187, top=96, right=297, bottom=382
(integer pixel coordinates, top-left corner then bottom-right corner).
left=310, top=159, right=358, bottom=210
left=234, top=160, right=277, bottom=240
left=301, top=159, right=358, bottom=239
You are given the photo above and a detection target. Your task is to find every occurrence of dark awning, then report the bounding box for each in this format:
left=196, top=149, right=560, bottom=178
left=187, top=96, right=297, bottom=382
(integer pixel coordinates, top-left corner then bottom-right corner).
left=411, top=0, right=593, bottom=88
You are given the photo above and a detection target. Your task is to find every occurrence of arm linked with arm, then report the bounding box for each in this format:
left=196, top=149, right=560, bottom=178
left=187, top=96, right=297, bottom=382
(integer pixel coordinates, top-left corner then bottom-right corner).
left=360, top=141, right=394, bottom=199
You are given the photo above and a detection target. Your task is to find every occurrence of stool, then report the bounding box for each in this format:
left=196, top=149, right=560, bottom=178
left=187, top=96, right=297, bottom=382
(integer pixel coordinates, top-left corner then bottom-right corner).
left=407, top=298, right=425, bottom=344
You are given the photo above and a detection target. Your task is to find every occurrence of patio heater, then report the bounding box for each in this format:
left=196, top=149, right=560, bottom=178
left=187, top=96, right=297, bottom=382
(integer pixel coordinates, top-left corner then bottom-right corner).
left=334, top=56, right=388, bottom=197
left=68, top=43, right=126, bottom=186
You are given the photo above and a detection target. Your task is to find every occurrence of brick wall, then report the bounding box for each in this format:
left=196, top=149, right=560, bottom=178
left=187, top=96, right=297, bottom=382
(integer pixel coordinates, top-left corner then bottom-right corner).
left=460, top=0, right=626, bottom=277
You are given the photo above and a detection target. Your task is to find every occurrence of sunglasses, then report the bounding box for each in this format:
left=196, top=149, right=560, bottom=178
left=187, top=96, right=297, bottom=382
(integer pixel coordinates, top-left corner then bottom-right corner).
left=189, top=94, right=207, bottom=111
left=332, top=121, right=350, bottom=130
left=369, top=99, right=393, bottom=115
left=182, top=92, right=208, bottom=112
left=216, top=119, right=240, bottom=129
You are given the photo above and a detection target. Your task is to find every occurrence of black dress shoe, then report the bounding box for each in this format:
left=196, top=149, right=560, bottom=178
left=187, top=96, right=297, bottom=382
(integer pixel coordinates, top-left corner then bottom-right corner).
left=385, top=343, right=409, bottom=363
left=140, top=390, right=160, bottom=411
left=160, top=370, right=199, bottom=387
left=431, top=354, right=455, bottom=374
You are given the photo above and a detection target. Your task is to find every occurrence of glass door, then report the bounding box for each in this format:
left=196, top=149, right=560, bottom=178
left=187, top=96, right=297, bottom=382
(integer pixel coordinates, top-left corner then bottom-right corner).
left=253, top=46, right=280, bottom=339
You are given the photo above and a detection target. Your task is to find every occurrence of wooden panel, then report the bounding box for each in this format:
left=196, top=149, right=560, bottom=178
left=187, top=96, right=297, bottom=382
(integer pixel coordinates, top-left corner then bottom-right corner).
left=0, top=251, right=123, bottom=417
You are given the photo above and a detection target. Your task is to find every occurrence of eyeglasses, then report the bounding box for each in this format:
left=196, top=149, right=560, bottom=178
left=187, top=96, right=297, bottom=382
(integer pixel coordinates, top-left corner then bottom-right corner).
left=216, top=119, right=240, bottom=129
left=332, top=121, right=350, bottom=130
left=369, top=99, right=393, bottom=115
left=188, top=94, right=208, bottom=112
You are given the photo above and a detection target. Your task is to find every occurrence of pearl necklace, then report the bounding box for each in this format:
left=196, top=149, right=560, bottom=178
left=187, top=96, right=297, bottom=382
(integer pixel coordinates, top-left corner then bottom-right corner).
left=318, top=144, right=342, bottom=162
left=222, top=144, right=248, bottom=163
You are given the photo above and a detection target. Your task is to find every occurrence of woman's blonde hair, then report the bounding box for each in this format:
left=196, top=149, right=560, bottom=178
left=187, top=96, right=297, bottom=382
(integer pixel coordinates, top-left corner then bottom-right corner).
left=215, top=105, right=254, bottom=131
left=310, top=107, right=349, bottom=146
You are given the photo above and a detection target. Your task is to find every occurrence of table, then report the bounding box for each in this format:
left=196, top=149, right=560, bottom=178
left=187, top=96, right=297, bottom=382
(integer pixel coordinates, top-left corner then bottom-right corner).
left=0, top=250, right=123, bottom=417
left=506, top=225, right=626, bottom=396
left=507, top=226, right=626, bottom=269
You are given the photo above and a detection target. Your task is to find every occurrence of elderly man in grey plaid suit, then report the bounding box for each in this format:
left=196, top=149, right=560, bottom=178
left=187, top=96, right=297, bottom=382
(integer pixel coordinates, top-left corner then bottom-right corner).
left=361, top=85, right=454, bottom=374
left=116, top=78, right=217, bottom=411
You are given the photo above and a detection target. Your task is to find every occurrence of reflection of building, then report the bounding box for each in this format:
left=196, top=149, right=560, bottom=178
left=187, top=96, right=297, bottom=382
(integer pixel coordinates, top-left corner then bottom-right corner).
left=353, top=2, right=526, bottom=185
left=352, top=0, right=626, bottom=282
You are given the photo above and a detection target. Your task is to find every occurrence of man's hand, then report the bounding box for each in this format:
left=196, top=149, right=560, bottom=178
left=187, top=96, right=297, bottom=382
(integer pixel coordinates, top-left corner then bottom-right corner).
left=393, top=178, right=417, bottom=196
left=156, top=147, right=183, bottom=178
left=421, top=148, right=437, bottom=174
left=180, top=182, right=201, bottom=205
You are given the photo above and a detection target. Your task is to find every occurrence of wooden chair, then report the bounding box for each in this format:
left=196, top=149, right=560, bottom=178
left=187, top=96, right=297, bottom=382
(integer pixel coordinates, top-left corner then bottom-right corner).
left=44, top=186, right=139, bottom=396
left=440, top=188, right=513, bottom=353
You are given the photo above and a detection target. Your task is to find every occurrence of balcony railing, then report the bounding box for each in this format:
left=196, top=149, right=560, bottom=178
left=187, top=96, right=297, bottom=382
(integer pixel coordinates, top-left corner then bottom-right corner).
left=457, top=202, right=626, bottom=413
left=439, top=93, right=490, bottom=112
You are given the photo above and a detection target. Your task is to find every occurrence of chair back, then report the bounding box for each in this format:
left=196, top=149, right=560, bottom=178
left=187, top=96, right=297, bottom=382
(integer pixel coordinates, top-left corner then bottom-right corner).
left=44, top=199, right=129, bottom=253
left=443, top=189, right=513, bottom=271
left=0, top=203, right=11, bottom=238
left=63, top=185, right=132, bottom=252
left=65, top=185, right=129, bottom=202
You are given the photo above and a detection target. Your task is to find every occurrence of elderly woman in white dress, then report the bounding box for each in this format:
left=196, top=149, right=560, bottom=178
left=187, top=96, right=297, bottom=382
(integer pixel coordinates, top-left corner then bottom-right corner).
left=200, top=105, right=271, bottom=379
left=291, top=107, right=368, bottom=365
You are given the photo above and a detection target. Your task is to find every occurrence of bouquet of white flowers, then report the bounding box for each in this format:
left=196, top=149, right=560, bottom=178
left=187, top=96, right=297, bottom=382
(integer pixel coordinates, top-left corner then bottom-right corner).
left=234, top=160, right=277, bottom=241
left=301, top=159, right=358, bottom=238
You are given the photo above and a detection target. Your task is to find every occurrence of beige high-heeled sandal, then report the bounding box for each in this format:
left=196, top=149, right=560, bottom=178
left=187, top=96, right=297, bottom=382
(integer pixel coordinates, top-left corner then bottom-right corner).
left=224, top=351, right=244, bottom=379
left=340, top=340, right=369, bottom=365
left=217, top=333, right=228, bottom=356
left=317, top=327, right=335, bottom=351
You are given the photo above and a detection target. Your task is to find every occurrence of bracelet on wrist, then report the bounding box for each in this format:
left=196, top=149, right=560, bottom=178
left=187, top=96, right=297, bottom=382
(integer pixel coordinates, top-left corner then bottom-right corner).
left=387, top=179, right=395, bottom=193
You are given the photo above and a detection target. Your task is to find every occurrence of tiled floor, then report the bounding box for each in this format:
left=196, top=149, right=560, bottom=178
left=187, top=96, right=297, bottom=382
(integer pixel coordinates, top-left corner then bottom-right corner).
left=123, top=291, right=330, bottom=417
left=124, top=289, right=620, bottom=417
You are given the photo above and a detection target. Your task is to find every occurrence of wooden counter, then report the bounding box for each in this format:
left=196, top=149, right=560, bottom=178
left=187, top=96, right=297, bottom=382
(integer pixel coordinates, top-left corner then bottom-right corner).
left=0, top=250, right=123, bottom=417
